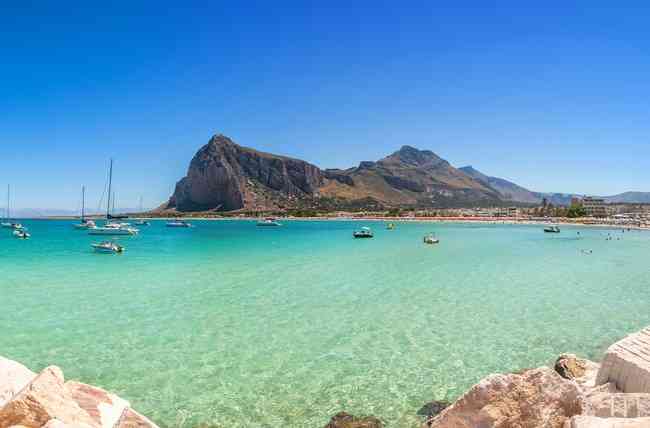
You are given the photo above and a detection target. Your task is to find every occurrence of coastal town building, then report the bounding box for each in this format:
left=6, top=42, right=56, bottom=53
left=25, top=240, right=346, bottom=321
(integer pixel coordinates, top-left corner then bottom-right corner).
left=581, top=196, right=609, bottom=217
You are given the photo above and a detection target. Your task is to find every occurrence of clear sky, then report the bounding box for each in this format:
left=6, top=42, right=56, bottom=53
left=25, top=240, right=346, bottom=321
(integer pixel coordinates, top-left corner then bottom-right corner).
left=2, top=1, right=650, bottom=210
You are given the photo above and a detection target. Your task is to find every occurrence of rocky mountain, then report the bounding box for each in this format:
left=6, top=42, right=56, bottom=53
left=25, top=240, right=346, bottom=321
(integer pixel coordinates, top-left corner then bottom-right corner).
left=166, top=135, right=325, bottom=211
left=164, top=134, right=650, bottom=212
left=459, top=166, right=541, bottom=204
left=164, top=135, right=501, bottom=212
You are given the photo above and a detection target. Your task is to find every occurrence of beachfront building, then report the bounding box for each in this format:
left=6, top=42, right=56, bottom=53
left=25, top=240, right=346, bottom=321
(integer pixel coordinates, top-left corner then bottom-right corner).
left=582, top=196, right=609, bottom=217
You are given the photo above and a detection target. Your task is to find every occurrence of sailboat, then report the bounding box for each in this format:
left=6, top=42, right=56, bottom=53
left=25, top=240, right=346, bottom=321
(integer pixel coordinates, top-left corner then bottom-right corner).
left=88, top=159, right=138, bottom=236
left=73, top=186, right=96, bottom=229
left=1, top=185, right=23, bottom=230
left=134, top=196, right=150, bottom=226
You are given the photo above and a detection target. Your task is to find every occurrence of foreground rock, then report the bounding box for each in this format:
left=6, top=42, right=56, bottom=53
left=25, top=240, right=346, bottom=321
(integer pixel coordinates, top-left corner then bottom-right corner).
left=417, top=401, right=450, bottom=426
left=323, top=412, right=383, bottom=428
left=0, top=357, right=158, bottom=428
left=427, top=367, right=583, bottom=428
left=0, top=366, right=96, bottom=428
left=596, top=327, right=650, bottom=393
left=564, top=416, right=650, bottom=427
left=0, top=357, right=36, bottom=408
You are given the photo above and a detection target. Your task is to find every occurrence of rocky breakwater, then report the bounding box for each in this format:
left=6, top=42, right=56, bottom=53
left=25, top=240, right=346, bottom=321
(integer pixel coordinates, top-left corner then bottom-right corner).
left=0, top=356, right=157, bottom=428
left=421, top=326, right=650, bottom=428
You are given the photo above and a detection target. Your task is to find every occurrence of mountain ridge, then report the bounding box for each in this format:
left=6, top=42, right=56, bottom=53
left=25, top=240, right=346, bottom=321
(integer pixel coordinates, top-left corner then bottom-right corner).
left=163, top=133, right=650, bottom=212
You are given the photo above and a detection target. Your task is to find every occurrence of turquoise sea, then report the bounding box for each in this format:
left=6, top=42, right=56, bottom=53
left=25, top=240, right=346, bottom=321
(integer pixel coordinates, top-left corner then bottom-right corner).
left=1, top=220, right=649, bottom=427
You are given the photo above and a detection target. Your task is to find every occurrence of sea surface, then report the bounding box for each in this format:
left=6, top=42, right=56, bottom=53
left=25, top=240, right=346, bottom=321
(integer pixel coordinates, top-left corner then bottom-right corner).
left=1, top=220, right=649, bottom=427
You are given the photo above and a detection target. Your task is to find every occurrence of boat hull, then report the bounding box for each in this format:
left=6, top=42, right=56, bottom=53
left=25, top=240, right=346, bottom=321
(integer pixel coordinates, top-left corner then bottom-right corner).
left=88, top=228, right=137, bottom=236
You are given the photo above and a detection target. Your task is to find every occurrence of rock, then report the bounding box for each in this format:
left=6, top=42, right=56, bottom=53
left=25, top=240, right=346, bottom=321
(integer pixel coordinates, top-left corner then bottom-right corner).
left=417, top=401, right=451, bottom=426
left=65, top=381, right=129, bottom=428
left=0, top=366, right=96, bottom=428
left=585, top=392, right=650, bottom=418
left=596, top=327, right=650, bottom=393
left=0, top=357, right=36, bottom=408
left=429, top=367, right=583, bottom=428
left=564, top=416, right=650, bottom=427
left=555, top=354, right=588, bottom=380
left=323, top=411, right=384, bottom=428
left=115, top=408, right=160, bottom=428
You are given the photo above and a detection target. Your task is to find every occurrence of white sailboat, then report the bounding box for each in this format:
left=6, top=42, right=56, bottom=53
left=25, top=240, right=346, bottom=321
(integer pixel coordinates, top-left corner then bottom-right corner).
left=134, top=196, right=150, bottom=226
left=73, top=186, right=96, bottom=229
left=1, top=185, right=23, bottom=230
left=88, top=159, right=138, bottom=236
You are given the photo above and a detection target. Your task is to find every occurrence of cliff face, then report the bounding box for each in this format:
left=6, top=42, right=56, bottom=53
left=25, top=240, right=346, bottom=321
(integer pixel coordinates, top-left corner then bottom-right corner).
left=165, top=134, right=503, bottom=212
left=167, top=135, right=325, bottom=211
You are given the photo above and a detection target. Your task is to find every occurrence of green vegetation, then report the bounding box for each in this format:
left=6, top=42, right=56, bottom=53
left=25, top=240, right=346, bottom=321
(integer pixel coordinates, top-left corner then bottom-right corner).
left=567, top=205, right=587, bottom=218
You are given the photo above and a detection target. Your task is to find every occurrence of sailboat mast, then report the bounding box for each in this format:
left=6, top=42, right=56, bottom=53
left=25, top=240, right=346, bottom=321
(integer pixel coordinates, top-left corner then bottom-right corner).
left=81, top=185, right=85, bottom=221
left=106, top=159, right=113, bottom=220
left=5, top=184, right=9, bottom=221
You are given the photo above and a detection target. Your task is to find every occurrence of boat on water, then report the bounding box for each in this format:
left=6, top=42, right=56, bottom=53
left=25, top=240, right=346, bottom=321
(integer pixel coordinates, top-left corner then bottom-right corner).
left=13, top=229, right=30, bottom=239
left=87, top=159, right=139, bottom=236
left=544, top=226, right=561, bottom=233
left=166, top=219, right=192, bottom=228
left=386, top=223, right=396, bottom=230
left=91, top=241, right=124, bottom=253
left=257, top=217, right=281, bottom=227
left=2, top=185, right=23, bottom=230
left=353, top=227, right=374, bottom=238
left=73, top=186, right=96, bottom=229
left=133, top=197, right=150, bottom=226
left=423, top=233, right=439, bottom=244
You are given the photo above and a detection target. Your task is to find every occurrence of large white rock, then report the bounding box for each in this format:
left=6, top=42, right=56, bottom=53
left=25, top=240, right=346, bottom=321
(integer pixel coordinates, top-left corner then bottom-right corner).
left=0, top=366, right=96, bottom=428
left=65, top=382, right=129, bottom=428
left=596, top=327, right=650, bottom=393
left=0, top=357, right=36, bottom=408
left=586, top=392, right=650, bottom=418
left=428, top=367, right=583, bottom=428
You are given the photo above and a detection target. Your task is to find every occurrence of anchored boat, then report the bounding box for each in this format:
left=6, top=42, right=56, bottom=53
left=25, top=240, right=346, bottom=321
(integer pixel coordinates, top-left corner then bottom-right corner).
left=257, top=217, right=281, bottom=227
left=423, top=233, right=439, bottom=244
left=13, top=229, right=30, bottom=239
left=2, top=185, right=23, bottom=230
left=544, top=226, right=561, bottom=233
left=353, top=227, right=374, bottom=238
left=88, top=159, right=139, bottom=236
left=91, top=241, right=124, bottom=253
left=166, top=219, right=192, bottom=228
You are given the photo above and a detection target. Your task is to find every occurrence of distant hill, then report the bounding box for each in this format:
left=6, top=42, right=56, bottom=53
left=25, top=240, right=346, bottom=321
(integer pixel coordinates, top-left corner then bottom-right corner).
left=459, top=166, right=541, bottom=204
left=603, top=192, right=650, bottom=204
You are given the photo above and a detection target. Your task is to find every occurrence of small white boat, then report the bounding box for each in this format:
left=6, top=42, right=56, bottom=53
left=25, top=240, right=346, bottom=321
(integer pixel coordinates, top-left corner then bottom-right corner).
left=544, top=226, right=561, bottom=233
left=423, top=233, right=439, bottom=244
left=353, top=227, right=374, bottom=238
left=92, top=241, right=124, bottom=253
left=13, top=229, right=30, bottom=239
left=166, top=220, right=192, bottom=228
left=74, top=219, right=96, bottom=230
left=386, top=223, right=396, bottom=230
left=88, top=222, right=138, bottom=235
left=2, top=222, right=23, bottom=230
left=257, top=217, right=281, bottom=227
left=134, top=219, right=150, bottom=226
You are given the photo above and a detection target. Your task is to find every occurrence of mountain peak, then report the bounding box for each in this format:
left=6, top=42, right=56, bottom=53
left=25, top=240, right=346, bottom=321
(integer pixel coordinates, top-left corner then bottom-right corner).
left=384, top=145, right=443, bottom=167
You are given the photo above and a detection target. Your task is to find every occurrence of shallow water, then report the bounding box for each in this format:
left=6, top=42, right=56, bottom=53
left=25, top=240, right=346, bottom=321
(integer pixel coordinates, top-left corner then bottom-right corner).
left=1, top=220, right=649, bottom=427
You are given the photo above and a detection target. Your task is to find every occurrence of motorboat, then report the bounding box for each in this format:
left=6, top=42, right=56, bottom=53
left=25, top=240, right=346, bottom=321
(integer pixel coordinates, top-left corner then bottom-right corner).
left=257, top=217, right=281, bottom=227
left=353, top=227, right=374, bottom=238
left=2, top=222, right=23, bottom=230
left=423, top=233, right=439, bottom=244
left=166, top=220, right=192, bottom=228
left=544, top=226, right=561, bottom=233
left=134, top=219, right=150, bottom=226
left=13, top=229, right=30, bottom=239
left=386, top=223, right=396, bottom=230
left=91, top=241, right=124, bottom=253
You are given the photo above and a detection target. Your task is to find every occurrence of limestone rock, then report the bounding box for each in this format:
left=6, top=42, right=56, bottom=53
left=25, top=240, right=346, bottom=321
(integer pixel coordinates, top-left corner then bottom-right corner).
left=115, top=408, right=160, bottom=428
left=585, top=392, right=650, bottom=418
left=323, top=412, right=384, bottom=428
left=65, top=381, right=129, bottom=428
left=564, top=416, right=650, bottom=427
left=0, top=366, right=96, bottom=428
left=429, top=367, right=583, bottom=428
left=0, top=357, right=36, bottom=408
left=556, top=354, right=588, bottom=380
left=596, top=327, right=650, bottom=393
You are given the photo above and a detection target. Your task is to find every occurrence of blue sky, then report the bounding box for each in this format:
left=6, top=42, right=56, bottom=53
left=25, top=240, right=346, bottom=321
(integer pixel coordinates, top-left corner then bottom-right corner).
left=2, top=2, right=650, bottom=210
